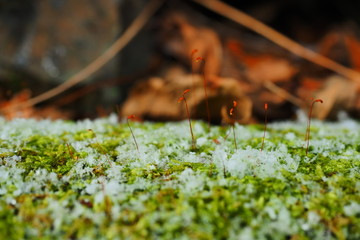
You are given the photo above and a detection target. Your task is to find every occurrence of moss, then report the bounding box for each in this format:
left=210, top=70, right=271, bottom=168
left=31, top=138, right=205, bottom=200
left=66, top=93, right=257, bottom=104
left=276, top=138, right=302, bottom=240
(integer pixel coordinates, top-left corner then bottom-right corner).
left=73, top=130, right=96, bottom=141
left=18, top=141, right=77, bottom=177
left=0, top=117, right=359, bottom=239
left=0, top=203, right=25, bottom=239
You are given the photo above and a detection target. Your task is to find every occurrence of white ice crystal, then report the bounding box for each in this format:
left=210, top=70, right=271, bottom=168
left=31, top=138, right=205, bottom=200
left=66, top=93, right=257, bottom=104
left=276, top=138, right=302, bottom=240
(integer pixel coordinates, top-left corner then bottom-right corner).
left=223, top=147, right=297, bottom=179
left=196, top=137, right=207, bottom=147
left=85, top=181, right=100, bottom=195
left=177, top=168, right=205, bottom=194
left=238, top=227, right=254, bottom=240
left=344, top=201, right=360, bottom=217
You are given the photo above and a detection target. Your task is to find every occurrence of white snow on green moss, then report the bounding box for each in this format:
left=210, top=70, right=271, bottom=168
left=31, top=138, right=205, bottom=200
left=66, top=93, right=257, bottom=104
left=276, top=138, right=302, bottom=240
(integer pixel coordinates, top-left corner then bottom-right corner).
left=0, top=115, right=359, bottom=239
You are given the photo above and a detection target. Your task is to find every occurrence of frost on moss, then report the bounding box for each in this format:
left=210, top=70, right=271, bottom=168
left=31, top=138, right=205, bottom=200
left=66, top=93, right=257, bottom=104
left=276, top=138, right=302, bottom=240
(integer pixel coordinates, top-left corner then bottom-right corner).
left=0, top=115, right=359, bottom=239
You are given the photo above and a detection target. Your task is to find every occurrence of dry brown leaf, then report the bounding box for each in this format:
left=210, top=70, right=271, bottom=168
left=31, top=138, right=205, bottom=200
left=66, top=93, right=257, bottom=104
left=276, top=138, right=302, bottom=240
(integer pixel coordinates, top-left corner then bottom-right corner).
left=0, top=89, right=34, bottom=120
left=158, top=12, right=223, bottom=82
left=34, top=106, right=72, bottom=120
left=344, top=34, right=360, bottom=71
left=296, top=77, right=324, bottom=102
left=0, top=89, right=72, bottom=120
left=246, top=57, right=297, bottom=83
left=318, top=32, right=342, bottom=57
left=226, top=39, right=298, bottom=83
left=312, top=75, right=357, bottom=120
left=120, top=65, right=252, bottom=124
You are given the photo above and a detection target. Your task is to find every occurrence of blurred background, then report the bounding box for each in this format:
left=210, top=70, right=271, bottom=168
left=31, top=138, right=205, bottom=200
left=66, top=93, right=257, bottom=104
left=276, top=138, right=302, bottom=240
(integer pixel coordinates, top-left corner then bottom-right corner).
left=0, top=0, right=359, bottom=122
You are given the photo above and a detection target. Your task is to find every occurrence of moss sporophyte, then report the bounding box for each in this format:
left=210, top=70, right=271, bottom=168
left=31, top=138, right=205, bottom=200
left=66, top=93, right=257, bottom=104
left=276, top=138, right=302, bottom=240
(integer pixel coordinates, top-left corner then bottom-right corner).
left=127, top=114, right=140, bottom=155
left=261, top=103, right=268, bottom=152
left=305, top=98, right=323, bottom=156
left=178, top=89, right=196, bottom=150
left=229, top=100, right=238, bottom=150
left=0, top=110, right=359, bottom=239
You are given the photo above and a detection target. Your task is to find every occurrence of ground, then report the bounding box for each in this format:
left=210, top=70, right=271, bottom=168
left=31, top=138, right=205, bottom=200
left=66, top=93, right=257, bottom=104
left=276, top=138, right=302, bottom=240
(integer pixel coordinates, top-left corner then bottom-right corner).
left=0, top=114, right=359, bottom=239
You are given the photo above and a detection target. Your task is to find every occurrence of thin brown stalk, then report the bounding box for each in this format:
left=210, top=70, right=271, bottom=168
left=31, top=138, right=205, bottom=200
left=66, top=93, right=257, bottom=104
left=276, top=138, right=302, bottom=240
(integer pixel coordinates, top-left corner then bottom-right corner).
left=261, top=103, right=268, bottom=152
left=229, top=100, right=238, bottom=150
left=264, top=81, right=305, bottom=109
left=178, top=89, right=196, bottom=150
left=66, top=143, right=78, bottom=160
left=127, top=115, right=140, bottom=155
left=305, top=99, right=323, bottom=156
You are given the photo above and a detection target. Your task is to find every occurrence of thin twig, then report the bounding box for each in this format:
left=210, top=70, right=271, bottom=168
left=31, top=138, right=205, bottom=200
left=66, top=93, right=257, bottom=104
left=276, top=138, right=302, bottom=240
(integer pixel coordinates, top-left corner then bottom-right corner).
left=264, top=81, right=306, bottom=108
left=0, top=0, right=164, bottom=114
left=192, top=0, right=360, bottom=85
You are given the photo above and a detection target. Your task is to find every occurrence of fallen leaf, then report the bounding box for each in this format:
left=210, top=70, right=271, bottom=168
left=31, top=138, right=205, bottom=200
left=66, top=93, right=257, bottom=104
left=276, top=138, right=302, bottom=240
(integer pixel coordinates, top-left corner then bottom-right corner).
left=312, top=75, right=357, bottom=119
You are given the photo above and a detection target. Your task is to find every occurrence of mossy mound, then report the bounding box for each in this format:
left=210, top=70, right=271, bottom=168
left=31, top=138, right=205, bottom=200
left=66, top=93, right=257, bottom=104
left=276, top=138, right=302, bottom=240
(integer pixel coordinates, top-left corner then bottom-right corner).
left=0, top=115, right=359, bottom=239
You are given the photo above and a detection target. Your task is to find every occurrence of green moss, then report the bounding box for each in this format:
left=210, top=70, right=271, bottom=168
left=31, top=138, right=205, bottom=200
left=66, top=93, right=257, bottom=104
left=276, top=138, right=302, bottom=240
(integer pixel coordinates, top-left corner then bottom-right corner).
left=0, top=117, right=359, bottom=239
left=0, top=203, right=25, bottom=239
left=16, top=137, right=78, bottom=176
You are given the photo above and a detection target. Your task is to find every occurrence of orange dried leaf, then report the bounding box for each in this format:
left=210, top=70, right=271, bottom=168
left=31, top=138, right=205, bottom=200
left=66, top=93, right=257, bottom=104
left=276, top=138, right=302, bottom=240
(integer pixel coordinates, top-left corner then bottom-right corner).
left=302, top=77, right=323, bottom=91
left=344, top=34, right=360, bottom=70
